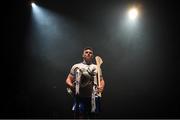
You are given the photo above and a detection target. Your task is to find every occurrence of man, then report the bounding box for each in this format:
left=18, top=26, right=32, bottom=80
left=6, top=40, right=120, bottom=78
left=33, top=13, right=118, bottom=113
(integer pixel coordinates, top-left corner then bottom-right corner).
left=66, top=47, right=105, bottom=119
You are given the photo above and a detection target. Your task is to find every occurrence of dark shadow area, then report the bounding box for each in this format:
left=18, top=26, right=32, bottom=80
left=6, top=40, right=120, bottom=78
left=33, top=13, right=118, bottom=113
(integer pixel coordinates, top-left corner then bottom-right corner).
left=3, top=0, right=180, bottom=118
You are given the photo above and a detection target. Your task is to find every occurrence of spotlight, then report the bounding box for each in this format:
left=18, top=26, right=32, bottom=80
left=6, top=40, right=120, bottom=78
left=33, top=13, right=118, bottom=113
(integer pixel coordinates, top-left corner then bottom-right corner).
left=128, top=7, right=138, bottom=20
left=31, top=2, right=36, bottom=7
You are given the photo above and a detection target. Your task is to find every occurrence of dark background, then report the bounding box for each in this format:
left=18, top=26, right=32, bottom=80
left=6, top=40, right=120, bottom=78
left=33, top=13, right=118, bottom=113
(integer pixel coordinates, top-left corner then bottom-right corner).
left=2, top=0, right=180, bottom=118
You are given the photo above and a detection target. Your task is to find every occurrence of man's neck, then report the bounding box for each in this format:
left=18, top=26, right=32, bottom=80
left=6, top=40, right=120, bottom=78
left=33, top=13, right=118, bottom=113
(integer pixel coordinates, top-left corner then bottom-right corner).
left=83, top=60, right=92, bottom=65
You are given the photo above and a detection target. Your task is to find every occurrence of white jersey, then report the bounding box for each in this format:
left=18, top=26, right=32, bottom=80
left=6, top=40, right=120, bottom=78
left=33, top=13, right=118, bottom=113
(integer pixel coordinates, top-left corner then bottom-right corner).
left=70, top=61, right=103, bottom=97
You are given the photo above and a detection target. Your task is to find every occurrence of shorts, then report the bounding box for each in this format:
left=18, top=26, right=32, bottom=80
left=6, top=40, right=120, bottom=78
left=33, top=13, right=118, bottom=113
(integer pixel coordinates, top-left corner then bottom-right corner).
left=72, top=96, right=101, bottom=113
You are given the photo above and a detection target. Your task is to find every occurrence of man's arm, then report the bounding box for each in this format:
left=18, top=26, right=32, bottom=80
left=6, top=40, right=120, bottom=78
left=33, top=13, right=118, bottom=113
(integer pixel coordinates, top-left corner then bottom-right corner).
left=98, top=79, right=105, bottom=93
left=66, top=74, right=75, bottom=89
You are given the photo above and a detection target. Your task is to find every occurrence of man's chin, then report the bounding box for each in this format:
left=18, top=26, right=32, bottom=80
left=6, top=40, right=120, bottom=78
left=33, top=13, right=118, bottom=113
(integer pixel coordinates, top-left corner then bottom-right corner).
left=85, top=58, right=92, bottom=62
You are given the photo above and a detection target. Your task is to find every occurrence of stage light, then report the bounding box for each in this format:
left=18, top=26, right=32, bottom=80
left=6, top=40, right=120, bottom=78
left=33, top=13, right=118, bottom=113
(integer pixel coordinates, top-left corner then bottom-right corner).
left=31, top=2, right=36, bottom=7
left=128, top=7, right=138, bottom=20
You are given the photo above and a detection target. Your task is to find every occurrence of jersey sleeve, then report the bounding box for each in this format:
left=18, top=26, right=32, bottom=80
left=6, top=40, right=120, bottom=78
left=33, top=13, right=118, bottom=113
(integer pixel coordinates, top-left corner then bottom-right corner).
left=70, top=64, right=77, bottom=77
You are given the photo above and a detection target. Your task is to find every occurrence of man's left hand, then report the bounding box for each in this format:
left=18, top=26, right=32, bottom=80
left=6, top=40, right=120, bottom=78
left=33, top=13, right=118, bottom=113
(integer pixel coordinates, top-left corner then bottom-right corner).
left=97, top=86, right=104, bottom=93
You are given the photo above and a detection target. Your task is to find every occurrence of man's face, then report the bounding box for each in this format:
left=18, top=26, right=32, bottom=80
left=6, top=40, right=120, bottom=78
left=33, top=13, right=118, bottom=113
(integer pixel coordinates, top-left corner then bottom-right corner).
left=82, top=49, right=93, bottom=61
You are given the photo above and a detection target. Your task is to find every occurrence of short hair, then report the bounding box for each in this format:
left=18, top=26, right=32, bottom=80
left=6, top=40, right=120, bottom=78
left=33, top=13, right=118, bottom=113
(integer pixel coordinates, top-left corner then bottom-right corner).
left=83, top=47, right=94, bottom=52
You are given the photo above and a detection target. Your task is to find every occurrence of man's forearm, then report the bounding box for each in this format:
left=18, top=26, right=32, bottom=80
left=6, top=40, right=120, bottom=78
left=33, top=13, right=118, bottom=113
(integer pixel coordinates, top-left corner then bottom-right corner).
left=66, top=79, right=74, bottom=89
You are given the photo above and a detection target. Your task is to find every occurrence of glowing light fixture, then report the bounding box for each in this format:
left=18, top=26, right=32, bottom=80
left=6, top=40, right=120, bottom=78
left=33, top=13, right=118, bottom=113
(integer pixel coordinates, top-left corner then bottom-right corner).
left=31, top=2, right=36, bottom=7
left=128, top=7, right=138, bottom=20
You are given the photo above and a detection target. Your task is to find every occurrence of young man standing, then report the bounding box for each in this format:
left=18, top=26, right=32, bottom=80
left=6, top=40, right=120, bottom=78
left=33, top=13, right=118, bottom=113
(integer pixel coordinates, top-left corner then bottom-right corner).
left=66, top=47, right=105, bottom=118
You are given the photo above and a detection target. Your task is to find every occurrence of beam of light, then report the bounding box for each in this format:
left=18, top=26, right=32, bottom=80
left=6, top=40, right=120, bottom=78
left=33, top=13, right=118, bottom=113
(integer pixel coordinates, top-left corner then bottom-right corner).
left=128, top=7, right=138, bottom=20
left=30, top=4, right=81, bottom=69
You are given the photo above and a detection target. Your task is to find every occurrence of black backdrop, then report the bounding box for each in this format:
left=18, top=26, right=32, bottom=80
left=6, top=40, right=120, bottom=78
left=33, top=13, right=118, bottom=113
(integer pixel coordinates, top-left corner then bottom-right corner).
left=3, top=0, right=180, bottom=118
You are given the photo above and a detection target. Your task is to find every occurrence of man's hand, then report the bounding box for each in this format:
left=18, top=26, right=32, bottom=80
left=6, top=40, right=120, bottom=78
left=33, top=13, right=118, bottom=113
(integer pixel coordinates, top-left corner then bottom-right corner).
left=97, top=85, right=104, bottom=93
